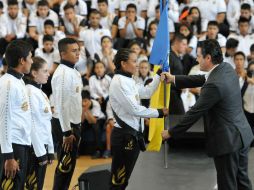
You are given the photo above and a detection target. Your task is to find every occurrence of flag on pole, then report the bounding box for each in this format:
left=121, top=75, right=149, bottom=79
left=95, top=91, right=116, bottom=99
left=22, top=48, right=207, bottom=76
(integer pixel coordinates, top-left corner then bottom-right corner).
left=147, top=0, right=170, bottom=151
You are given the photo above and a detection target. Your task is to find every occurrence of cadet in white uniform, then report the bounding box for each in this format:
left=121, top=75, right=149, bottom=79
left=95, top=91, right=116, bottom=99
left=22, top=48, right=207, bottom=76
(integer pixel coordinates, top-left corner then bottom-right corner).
left=24, top=57, right=54, bottom=190
left=0, top=40, right=33, bottom=190
left=109, top=49, right=168, bottom=190
left=51, top=38, right=82, bottom=190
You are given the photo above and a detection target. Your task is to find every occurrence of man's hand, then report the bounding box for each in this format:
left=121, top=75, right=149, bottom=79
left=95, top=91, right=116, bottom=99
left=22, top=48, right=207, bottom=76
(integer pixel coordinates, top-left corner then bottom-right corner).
left=162, top=108, right=169, bottom=116
left=161, top=130, right=171, bottom=140
left=161, top=72, right=175, bottom=84
left=63, top=134, right=76, bottom=152
left=4, top=159, right=20, bottom=178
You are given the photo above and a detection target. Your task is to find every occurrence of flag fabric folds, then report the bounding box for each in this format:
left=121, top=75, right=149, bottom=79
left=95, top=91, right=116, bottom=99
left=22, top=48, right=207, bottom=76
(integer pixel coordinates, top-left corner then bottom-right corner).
left=147, top=0, right=170, bottom=151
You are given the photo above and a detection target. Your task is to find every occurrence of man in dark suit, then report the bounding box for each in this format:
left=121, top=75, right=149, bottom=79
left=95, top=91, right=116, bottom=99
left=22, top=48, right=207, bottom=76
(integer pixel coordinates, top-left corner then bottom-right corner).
left=161, top=39, right=254, bottom=190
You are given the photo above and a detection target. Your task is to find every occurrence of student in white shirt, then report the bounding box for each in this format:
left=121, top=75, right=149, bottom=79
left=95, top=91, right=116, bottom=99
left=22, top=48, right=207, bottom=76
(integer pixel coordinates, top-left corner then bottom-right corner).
left=80, top=90, right=106, bottom=159
left=118, top=3, right=145, bottom=43
left=0, top=40, right=33, bottom=190
left=223, top=38, right=239, bottom=69
left=234, top=51, right=247, bottom=89
left=51, top=38, right=82, bottom=190
left=199, top=21, right=227, bottom=53
left=79, top=10, right=111, bottom=59
left=91, top=0, right=119, bottom=15
left=109, top=49, right=168, bottom=190
left=0, top=0, right=27, bottom=57
left=119, top=0, right=148, bottom=18
left=35, top=35, right=60, bottom=75
left=24, top=56, right=54, bottom=190
left=22, top=0, right=37, bottom=17
left=98, top=0, right=117, bottom=31
left=38, top=19, right=66, bottom=50
left=228, top=17, right=254, bottom=61
left=28, top=0, right=59, bottom=48
left=59, top=4, right=86, bottom=39
left=59, top=0, right=87, bottom=18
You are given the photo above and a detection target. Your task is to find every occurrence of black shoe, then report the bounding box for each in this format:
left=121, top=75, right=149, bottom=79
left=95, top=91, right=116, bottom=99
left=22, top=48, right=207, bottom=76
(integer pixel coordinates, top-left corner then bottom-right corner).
left=91, top=151, right=101, bottom=159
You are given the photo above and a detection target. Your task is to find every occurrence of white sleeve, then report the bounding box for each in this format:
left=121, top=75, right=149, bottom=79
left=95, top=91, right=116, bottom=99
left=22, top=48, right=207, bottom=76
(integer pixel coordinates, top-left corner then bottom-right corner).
left=0, top=80, right=13, bottom=156
left=28, top=14, right=37, bottom=27
left=0, top=18, right=7, bottom=38
left=226, top=1, right=239, bottom=28
left=137, top=74, right=160, bottom=99
left=91, top=100, right=102, bottom=117
left=56, top=71, right=73, bottom=133
left=29, top=90, right=47, bottom=158
left=106, top=101, right=113, bottom=120
left=118, top=17, right=125, bottom=30
left=137, top=17, right=145, bottom=30
left=59, top=3, right=65, bottom=16
left=16, top=16, right=27, bottom=39
left=168, top=0, right=179, bottom=23
left=89, top=76, right=100, bottom=99
left=217, top=0, right=226, bottom=14
left=47, top=131, right=54, bottom=154
left=113, top=79, right=159, bottom=118
left=140, top=0, right=148, bottom=11
left=91, top=0, right=98, bottom=9
left=80, top=1, right=88, bottom=16
left=189, top=36, right=198, bottom=49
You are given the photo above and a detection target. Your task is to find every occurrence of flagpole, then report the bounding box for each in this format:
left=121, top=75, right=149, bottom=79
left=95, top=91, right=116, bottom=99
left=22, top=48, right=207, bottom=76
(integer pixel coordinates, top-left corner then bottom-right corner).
left=163, top=0, right=168, bottom=169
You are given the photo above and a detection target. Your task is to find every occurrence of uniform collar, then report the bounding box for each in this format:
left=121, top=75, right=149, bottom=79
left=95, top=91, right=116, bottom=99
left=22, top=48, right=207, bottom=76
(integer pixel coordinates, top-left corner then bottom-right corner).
left=115, top=70, right=132, bottom=78
left=61, top=59, right=75, bottom=69
left=26, top=79, right=42, bottom=89
left=95, top=74, right=105, bottom=80
left=7, top=68, right=23, bottom=79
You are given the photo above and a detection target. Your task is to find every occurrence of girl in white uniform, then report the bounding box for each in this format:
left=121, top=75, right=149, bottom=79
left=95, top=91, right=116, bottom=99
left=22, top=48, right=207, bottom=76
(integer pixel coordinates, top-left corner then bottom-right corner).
left=25, top=56, right=54, bottom=190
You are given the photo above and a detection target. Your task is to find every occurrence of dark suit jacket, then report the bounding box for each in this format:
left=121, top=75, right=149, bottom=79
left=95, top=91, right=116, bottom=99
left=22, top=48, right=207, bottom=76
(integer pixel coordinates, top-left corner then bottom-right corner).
left=169, top=62, right=254, bottom=157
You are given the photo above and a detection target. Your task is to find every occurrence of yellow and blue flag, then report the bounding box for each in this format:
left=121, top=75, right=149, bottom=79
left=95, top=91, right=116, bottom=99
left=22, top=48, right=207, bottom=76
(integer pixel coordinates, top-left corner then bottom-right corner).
left=147, top=0, right=171, bottom=151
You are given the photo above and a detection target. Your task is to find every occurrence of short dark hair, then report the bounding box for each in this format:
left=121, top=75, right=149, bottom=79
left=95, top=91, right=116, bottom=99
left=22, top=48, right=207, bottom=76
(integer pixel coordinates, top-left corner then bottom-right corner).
left=5, top=40, right=33, bottom=68
left=238, top=16, right=250, bottom=24
left=200, top=39, right=223, bottom=65
left=82, top=90, right=91, bottom=100
left=44, top=19, right=54, bottom=27
left=58, top=37, right=78, bottom=54
left=172, top=33, right=187, bottom=44
left=234, top=51, right=246, bottom=60
left=226, top=38, right=239, bottom=49
left=114, top=48, right=136, bottom=70
left=127, top=40, right=141, bottom=49
left=208, top=21, right=219, bottom=28
left=155, top=4, right=160, bottom=10
left=101, top=35, right=112, bottom=44
left=89, top=9, right=100, bottom=16
left=7, top=0, right=18, bottom=6
left=127, top=3, right=137, bottom=11
left=43, top=34, right=54, bottom=43
left=241, top=3, right=251, bottom=11
left=37, top=0, right=49, bottom=7
left=98, top=0, right=108, bottom=5
left=63, top=3, right=75, bottom=11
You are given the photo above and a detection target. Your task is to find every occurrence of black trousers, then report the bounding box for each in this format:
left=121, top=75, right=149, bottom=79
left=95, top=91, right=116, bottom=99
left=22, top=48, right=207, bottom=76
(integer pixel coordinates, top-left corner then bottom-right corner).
left=110, top=128, right=140, bottom=190
left=51, top=118, right=81, bottom=190
left=24, top=147, right=47, bottom=190
left=0, top=144, right=30, bottom=190
left=214, top=147, right=252, bottom=190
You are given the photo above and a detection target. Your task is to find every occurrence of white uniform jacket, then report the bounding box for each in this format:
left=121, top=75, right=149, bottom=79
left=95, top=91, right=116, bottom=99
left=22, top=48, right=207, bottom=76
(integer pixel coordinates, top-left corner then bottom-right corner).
left=51, top=60, right=83, bottom=136
left=109, top=70, right=164, bottom=132
left=26, top=82, right=54, bottom=161
left=0, top=69, right=32, bottom=159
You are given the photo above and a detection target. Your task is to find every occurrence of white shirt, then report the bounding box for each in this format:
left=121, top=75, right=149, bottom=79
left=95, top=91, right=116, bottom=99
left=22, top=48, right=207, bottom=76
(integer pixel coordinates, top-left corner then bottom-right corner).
left=199, top=34, right=227, bottom=48
left=0, top=71, right=32, bottom=155
left=119, top=0, right=148, bottom=16
left=189, top=35, right=198, bottom=57
left=59, top=0, right=87, bottom=16
left=223, top=53, right=236, bottom=69
left=35, top=48, right=60, bottom=69
left=243, top=83, right=254, bottom=113
left=228, top=33, right=254, bottom=60
left=51, top=63, right=83, bottom=133
left=90, top=99, right=105, bottom=120
left=26, top=83, right=54, bottom=158
left=79, top=27, right=111, bottom=59
left=91, top=0, right=120, bottom=14
left=190, top=0, right=226, bottom=21
left=38, top=31, right=66, bottom=49
left=118, top=16, right=145, bottom=39
left=61, top=15, right=86, bottom=35
left=0, top=13, right=27, bottom=38
left=74, top=46, right=88, bottom=75
left=29, top=10, right=59, bottom=34
left=109, top=72, right=161, bottom=131
left=89, top=74, right=112, bottom=100
left=100, top=13, right=116, bottom=30
left=227, top=0, right=254, bottom=31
